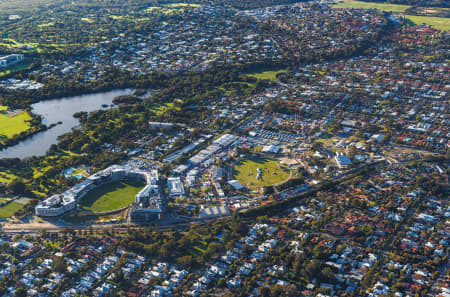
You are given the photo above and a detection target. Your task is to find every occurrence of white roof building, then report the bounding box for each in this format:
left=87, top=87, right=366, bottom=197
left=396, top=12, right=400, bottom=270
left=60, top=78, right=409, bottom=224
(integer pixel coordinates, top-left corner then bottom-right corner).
left=335, top=152, right=352, bottom=168
left=167, top=177, right=184, bottom=197
left=261, top=145, right=281, bottom=154
left=228, top=180, right=244, bottom=190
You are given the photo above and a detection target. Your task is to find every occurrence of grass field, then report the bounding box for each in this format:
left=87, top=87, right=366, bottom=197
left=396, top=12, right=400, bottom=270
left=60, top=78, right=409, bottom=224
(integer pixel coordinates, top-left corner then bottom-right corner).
left=144, top=3, right=201, bottom=14
left=187, top=232, right=209, bottom=257
left=165, top=3, right=201, bottom=8
left=151, top=100, right=182, bottom=116
left=0, top=62, right=33, bottom=78
left=0, top=202, right=25, bottom=218
left=233, top=157, right=290, bottom=187
left=405, top=15, right=450, bottom=31
left=0, top=108, right=32, bottom=140
left=0, top=172, right=18, bottom=183
left=63, top=209, right=127, bottom=223
left=331, top=0, right=450, bottom=31
left=331, top=0, right=409, bottom=12
left=0, top=198, right=12, bottom=204
left=245, top=69, right=286, bottom=81
left=80, top=180, right=145, bottom=212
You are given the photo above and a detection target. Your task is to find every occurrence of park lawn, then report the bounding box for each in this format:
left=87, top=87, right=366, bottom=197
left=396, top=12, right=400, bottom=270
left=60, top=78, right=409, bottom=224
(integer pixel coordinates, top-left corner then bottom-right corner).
left=33, top=165, right=52, bottom=178
left=63, top=209, right=126, bottom=223
left=151, top=101, right=181, bottom=116
left=331, top=0, right=450, bottom=31
left=80, top=180, right=145, bottom=212
left=188, top=233, right=208, bottom=256
left=245, top=69, right=286, bottom=81
left=145, top=3, right=200, bottom=14
left=81, top=17, right=94, bottom=23
left=331, top=0, right=410, bottom=12
left=0, top=39, right=38, bottom=50
left=0, top=62, right=33, bottom=78
left=0, top=109, right=32, bottom=140
left=0, top=196, right=14, bottom=204
left=0, top=202, right=25, bottom=218
left=165, top=3, right=201, bottom=8
left=405, top=15, right=450, bottom=31
left=233, top=157, right=290, bottom=187
left=0, top=171, right=18, bottom=183
left=110, top=15, right=125, bottom=20
left=38, top=22, right=55, bottom=28
left=144, top=6, right=162, bottom=12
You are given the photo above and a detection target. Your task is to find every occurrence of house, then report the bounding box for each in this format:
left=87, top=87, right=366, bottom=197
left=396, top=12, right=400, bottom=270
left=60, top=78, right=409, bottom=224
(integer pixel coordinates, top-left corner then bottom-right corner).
left=371, top=134, right=385, bottom=143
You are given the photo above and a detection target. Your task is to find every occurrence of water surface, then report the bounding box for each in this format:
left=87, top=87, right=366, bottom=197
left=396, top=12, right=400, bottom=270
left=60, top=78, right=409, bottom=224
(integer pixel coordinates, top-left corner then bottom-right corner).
left=0, top=89, right=133, bottom=159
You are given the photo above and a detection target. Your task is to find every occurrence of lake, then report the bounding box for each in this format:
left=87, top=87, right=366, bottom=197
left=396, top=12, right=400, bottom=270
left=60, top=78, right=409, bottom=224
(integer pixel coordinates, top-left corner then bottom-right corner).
left=0, top=89, right=133, bottom=159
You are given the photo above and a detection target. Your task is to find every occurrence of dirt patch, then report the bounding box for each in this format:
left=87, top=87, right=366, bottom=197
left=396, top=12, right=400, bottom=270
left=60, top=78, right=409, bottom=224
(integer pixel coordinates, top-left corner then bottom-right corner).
left=1, top=109, right=25, bottom=117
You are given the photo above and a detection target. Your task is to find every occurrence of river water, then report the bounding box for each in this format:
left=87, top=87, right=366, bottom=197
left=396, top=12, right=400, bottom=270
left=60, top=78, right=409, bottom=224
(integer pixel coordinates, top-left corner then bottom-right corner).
left=0, top=89, right=133, bottom=159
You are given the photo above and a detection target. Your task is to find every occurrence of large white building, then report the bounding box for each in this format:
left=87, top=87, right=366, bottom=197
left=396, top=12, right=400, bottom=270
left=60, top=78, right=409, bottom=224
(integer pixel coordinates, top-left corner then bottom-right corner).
left=0, top=54, right=24, bottom=67
left=335, top=152, right=352, bottom=168
left=131, top=168, right=163, bottom=221
left=36, top=165, right=162, bottom=217
left=167, top=177, right=184, bottom=198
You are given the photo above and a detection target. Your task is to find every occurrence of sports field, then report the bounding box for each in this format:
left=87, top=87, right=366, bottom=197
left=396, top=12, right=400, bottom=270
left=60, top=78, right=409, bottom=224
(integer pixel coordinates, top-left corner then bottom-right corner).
left=233, top=157, right=290, bottom=187
left=80, top=180, right=145, bottom=212
left=405, top=15, right=450, bottom=31
left=331, top=0, right=450, bottom=31
left=0, top=202, right=25, bottom=218
left=0, top=107, right=32, bottom=140
left=331, top=0, right=409, bottom=12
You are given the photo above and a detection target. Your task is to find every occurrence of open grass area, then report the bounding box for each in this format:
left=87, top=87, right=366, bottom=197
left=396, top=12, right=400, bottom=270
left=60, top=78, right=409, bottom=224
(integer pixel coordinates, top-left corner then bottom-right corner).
left=0, top=62, right=33, bottom=78
left=0, top=171, right=18, bottom=183
left=80, top=180, right=145, bottom=212
left=186, top=232, right=209, bottom=257
left=331, top=0, right=450, bottom=31
left=81, top=17, right=94, bottom=23
left=233, top=157, right=290, bottom=187
left=0, top=38, right=38, bottom=50
left=0, top=108, right=32, bottom=140
left=63, top=209, right=127, bottom=224
left=245, top=69, right=286, bottom=81
left=0, top=201, right=25, bottom=218
left=405, top=15, right=450, bottom=31
left=151, top=100, right=182, bottom=116
left=165, top=3, right=201, bottom=8
left=144, top=3, right=200, bottom=14
left=331, top=0, right=410, bottom=12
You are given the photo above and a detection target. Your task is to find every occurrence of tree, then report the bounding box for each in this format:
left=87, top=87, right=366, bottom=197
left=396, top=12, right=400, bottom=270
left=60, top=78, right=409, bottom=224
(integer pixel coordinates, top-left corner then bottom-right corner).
left=217, top=278, right=226, bottom=288
left=8, top=178, right=26, bottom=195
left=14, top=287, right=27, bottom=297
left=53, top=257, right=67, bottom=273
left=304, top=259, right=321, bottom=279
left=258, top=286, right=270, bottom=297
left=176, top=255, right=195, bottom=268
left=264, top=186, right=274, bottom=195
